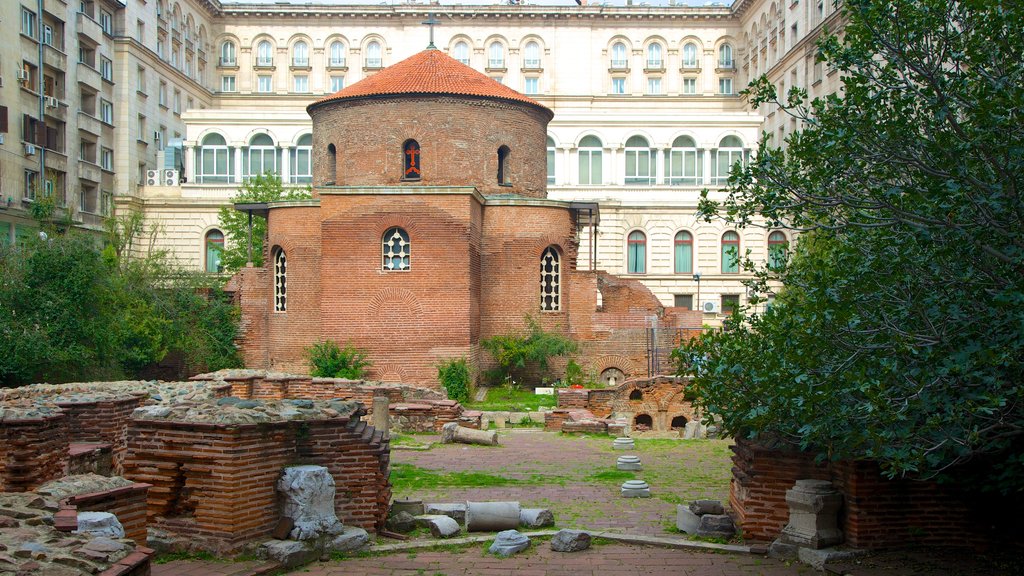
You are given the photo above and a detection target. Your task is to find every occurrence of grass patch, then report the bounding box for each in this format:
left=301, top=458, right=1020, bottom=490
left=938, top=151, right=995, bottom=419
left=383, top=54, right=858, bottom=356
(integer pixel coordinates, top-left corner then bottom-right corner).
left=585, top=469, right=636, bottom=483
left=465, top=387, right=557, bottom=412
left=390, top=463, right=553, bottom=493
left=154, top=550, right=219, bottom=564
left=389, top=433, right=435, bottom=449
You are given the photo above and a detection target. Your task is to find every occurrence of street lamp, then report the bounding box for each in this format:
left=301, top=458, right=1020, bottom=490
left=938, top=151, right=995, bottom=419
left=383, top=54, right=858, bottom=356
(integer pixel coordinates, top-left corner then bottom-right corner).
left=692, top=272, right=701, bottom=313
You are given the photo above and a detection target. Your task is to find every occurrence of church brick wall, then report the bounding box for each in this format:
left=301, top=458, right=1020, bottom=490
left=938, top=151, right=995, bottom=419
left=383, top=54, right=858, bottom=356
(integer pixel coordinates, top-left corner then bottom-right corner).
left=311, top=95, right=551, bottom=198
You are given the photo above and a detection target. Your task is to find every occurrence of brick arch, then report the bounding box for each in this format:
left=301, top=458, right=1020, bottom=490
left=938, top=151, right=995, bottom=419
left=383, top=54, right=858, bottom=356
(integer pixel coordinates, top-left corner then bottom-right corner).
left=373, top=362, right=409, bottom=383
left=368, top=288, right=424, bottom=321
left=372, top=214, right=425, bottom=239
left=588, top=354, right=640, bottom=379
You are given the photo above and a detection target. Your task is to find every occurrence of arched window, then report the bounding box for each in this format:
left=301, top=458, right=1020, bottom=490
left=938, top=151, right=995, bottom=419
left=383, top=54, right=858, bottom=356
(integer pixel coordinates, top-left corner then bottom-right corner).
left=667, top=135, right=702, bottom=185
left=768, top=231, right=788, bottom=270
left=546, top=136, right=556, bottom=185
left=540, top=246, right=560, bottom=311
left=256, top=40, right=273, bottom=67
left=714, top=135, right=746, bottom=184
left=198, top=133, right=230, bottom=183
left=524, top=41, right=541, bottom=68
left=366, top=41, right=382, bottom=68
left=629, top=389, right=643, bottom=401
left=382, top=227, right=410, bottom=271
left=722, top=231, right=740, bottom=273
left=611, top=42, right=627, bottom=69
left=403, top=139, right=421, bottom=181
left=625, top=136, right=654, bottom=185
left=291, top=134, right=312, bottom=184
left=273, top=248, right=287, bottom=312
left=497, top=146, right=511, bottom=185
left=627, top=230, right=646, bottom=274
left=329, top=41, right=346, bottom=67
left=578, top=135, right=603, bottom=185
left=326, top=143, right=337, bottom=184
left=674, top=231, right=693, bottom=274
left=292, top=41, right=308, bottom=67
left=454, top=41, right=470, bottom=65
left=718, top=43, right=734, bottom=68
left=245, top=133, right=278, bottom=177
left=220, top=41, right=236, bottom=66
left=646, top=43, right=663, bottom=68
left=682, top=42, right=699, bottom=68
left=488, top=42, right=505, bottom=69
left=204, top=229, right=224, bottom=273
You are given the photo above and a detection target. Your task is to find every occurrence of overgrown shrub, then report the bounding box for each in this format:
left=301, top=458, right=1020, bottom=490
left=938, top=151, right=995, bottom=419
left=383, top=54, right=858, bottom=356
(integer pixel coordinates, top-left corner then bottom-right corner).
left=437, top=357, right=472, bottom=403
left=480, top=316, right=577, bottom=386
left=305, top=340, right=371, bottom=379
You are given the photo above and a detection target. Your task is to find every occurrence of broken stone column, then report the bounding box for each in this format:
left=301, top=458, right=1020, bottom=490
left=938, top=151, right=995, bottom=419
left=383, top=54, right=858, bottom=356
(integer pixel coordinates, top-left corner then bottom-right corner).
left=75, top=512, right=125, bottom=539
left=277, top=465, right=344, bottom=540
left=779, top=479, right=844, bottom=549
left=466, top=501, right=521, bottom=532
left=372, top=397, right=390, bottom=438
left=441, top=422, right=498, bottom=446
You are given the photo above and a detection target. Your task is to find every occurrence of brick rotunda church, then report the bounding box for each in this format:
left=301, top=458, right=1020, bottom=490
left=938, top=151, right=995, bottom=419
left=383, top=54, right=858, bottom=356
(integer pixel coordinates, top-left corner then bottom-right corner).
left=228, top=47, right=701, bottom=387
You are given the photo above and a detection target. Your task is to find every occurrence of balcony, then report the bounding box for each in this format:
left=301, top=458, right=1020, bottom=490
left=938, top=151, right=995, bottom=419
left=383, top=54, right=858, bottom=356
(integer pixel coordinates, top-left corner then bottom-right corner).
left=290, top=58, right=310, bottom=70
left=680, top=61, right=701, bottom=72
left=486, top=59, right=505, bottom=71
left=254, top=58, right=275, bottom=69
left=327, top=58, right=347, bottom=70
left=522, top=59, right=542, bottom=70
left=609, top=59, right=629, bottom=72
left=78, top=111, right=101, bottom=136
left=77, top=62, right=101, bottom=89
left=44, top=100, right=67, bottom=121
left=364, top=58, right=382, bottom=70
left=43, top=44, right=67, bottom=71
left=218, top=57, right=238, bottom=69
left=644, top=59, right=665, bottom=72
left=78, top=160, right=101, bottom=183
left=43, top=0, right=66, bottom=18
left=76, top=12, right=103, bottom=43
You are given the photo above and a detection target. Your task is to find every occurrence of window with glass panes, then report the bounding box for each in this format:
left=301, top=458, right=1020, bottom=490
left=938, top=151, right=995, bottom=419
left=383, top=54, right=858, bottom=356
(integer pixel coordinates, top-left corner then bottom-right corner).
left=612, top=77, right=626, bottom=94
left=627, top=231, right=646, bottom=274
left=546, top=136, right=556, bottom=184
left=524, top=77, right=539, bottom=94
left=221, top=75, right=235, bottom=92
left=768, top=231, right=788, bottom=270
left=674, top=231, right=693, bottom=273
left=257, top=75, right=272, bottom=93
left=666, top=135, right=701, bottom=185
left=453, top=41, right=470, bottom=65
left=330, top=76, right=344, bottom=92
left=713, top=135, right=745, bottom=184
left=577, top=135, right=602, bottom=185
left=291, top=134, right=312, bottom=183
left=682, top=43, right=698, bottom=68
left=198, top=133, right=231, bottom=183
left=721, top=231, right=740, bottom=273
left=245, top=134, right=278, bottom=177
left=624, top=136, right=654, bottom=184
left=205, top=230, right=224, bottom=273
left=330, top=41, right=345, bottom=66
left=682, top=77, right=697, bottom=94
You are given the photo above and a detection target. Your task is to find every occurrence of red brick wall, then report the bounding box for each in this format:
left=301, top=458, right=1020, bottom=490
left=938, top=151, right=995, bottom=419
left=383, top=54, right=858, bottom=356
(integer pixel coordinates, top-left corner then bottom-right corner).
left=227, top=267, right=271, bottom=370
left=67, top=484, right=152, bottom=545
left=266, top=206, right=323, bottom=373
left=0, top=414, right=68, bottom=492
left=730, top=439, right=1010, bottom=548
left=557, top=389, right=589, bottom=409
left=55, top=395, right=145, bottom=475
left=310, top=95, right=551, bottom=199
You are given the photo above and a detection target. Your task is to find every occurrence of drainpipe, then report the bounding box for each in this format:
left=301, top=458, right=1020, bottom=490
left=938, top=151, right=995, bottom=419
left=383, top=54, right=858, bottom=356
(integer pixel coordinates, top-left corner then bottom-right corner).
left=37, top=0, right=46, bottom=200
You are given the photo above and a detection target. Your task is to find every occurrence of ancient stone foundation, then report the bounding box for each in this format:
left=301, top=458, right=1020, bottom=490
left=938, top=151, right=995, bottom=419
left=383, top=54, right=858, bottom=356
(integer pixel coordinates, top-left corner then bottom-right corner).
left=550, top=376, right=698, bottom=435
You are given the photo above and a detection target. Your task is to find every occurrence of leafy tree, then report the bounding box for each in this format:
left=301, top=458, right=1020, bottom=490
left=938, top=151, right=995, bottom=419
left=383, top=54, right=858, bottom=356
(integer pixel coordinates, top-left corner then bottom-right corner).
left=678, top=0, right=1024, bottom=493
left=217, top=173, right=311, bottom=273
left=437, top=357, right=472, bottom=403
left=305, top=340, right=372, bottom=379
left=481, top=316, right=577, bottom=386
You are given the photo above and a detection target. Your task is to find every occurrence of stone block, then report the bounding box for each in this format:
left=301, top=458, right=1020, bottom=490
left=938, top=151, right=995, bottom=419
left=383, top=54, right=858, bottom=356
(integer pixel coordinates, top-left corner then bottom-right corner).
left=391, top=498, right=424, bottom=517
left=424, top=503, right=466, bottom=525
left=519, top=508, right=554, bottom=528
left=386, top=511, right=416, bottom=534
left=508, top=412, right=527, bottom=424
left=550, top=529, right=591, bottom=552
left=797, top=547, right=869, bottom=570
left=616, top=455, right=642, bottom=471
left=488, top=530, right=530, bottom=557
left=331, top=526, right=370, bottom=553
left=278, top=465, right=344, bottom=540
left=689, top=500, right=724, bottom=516
left=75, top=512, right=125, bottom=539
left=612, top=437, right=635, bottom=450
left=697, top=514, right=736, bottom=539
left=780, top=479, right=844, bottom=549
left=260, top=539, right=317, bottom=569
left=620, top=480, right=650, bottom=498
left=676, top=506, right=700, bottom=534
left=414, top=515, right=461, bottom=538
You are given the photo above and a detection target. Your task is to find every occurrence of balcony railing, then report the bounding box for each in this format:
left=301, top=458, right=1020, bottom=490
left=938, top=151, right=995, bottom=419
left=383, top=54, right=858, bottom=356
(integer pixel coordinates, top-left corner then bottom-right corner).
left=610, top=59, right=628, bottom=69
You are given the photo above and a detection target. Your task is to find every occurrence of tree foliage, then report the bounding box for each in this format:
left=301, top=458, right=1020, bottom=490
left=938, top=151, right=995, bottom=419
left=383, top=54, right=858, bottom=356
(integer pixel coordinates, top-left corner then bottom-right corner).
left=437, top=357, right=472, bottom=404
left=0, top=214, right=242, bottom=387
left=305, top=340, right=372, bottom=379
left=678, top=0, right=1024, bottom=492
left=481, top=316, right=577, bottom=386
left=217, top=174, right=311, bottom=273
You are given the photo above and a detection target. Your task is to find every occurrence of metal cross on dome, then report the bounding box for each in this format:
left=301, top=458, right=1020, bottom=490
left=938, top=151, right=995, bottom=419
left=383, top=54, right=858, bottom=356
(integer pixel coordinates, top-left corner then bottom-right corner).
left=422, top=14, right=441, bottom=49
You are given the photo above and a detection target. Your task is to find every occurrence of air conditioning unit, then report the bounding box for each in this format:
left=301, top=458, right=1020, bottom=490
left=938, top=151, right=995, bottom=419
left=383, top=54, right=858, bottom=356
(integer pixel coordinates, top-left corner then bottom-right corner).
left=16, top=69, right=29, bottom=82
left=44, top=96, right=59, bottom=108
left=702, top=301, right=720, bottom=314
left=163, top=169, right=179, bottom=186
left=146, top=169, right=161, bottom=186
left=24, top=143, right=36, bottom=155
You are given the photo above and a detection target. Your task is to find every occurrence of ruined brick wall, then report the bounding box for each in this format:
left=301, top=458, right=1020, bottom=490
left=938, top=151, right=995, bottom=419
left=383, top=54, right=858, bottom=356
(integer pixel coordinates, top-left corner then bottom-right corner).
left=66, top=484, right=152, bottom=545
left=556, top=389, right=589, bottom=409
left=123, top=413, right=390, bottom=552
left=0, top=414, right=68, bottom=492
left=55, top=395, right=145, bottom=475
left=310, top=95, right=552, bottom=199
left=67, top=443, right=114, bottom=476
left=729, top=439, right=1010, bottom=548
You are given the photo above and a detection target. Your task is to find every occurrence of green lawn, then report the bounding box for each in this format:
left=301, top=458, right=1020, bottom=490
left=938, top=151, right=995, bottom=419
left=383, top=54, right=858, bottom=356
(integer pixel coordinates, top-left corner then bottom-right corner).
left=463, top=387, right=557, bottom=411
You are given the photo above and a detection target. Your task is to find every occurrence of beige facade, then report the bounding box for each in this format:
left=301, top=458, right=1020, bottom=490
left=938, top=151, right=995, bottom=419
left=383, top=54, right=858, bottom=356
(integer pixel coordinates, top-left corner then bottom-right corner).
left=1, top=0, right=845, bottom=321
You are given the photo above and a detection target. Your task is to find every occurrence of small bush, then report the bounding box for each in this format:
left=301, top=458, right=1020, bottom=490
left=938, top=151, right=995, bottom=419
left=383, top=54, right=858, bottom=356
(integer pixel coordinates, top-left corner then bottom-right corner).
left=437, top=357, right=472, bottom=404
left=305, top=340, right=371, bottom=379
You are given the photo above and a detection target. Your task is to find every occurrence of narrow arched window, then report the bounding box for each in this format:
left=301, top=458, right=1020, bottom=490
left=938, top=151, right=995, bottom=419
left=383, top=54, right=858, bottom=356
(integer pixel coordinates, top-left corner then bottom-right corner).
left=256, top=40, right=273, bottom=67
left=497, top=146, right=511, bottom=185
left=382, top=227, right=410, bottom=271
left=627, top=230, right=646, bottom=274
left=722, top=230, right=740, bottom=273
left=718, top=43, right=734, bottom=68
left=578, top=135, right=603, bottom=185
left=540, top=246, right=560, bottom=311
left=329, top=41, right=346, bottom=67
left=625, top=135, right=653, bottom=185
left=546, top=136, right=556, bottom=185
left=245, top=133, right=278, bottom=177
left=611, top=42, right=627, bottom=69
left=220, top=41, right=236, bottom=66
left=326, top=143, right=337, bottom=184
left=524, top=41, right=541, bottom=68
left=366, top=41, right=382, bottom=68
left=205, top=229, right=224, bottom=273
left=403, top=140, right=421, bottom=181
left=714, top=135, right=746, bottom=184
left=682, top=43, right=698, bottom=68
left=292, top=41, right=309, bottom=67
left=488, top=42, right=505, bottom=69
left=454, top=41, right=470, bottom=65
left=674, top=231, right=693, bottom=273
left=768, top=231, right=788, bottom=270
left=273, top=248, right=287, bottom=312
left=646, top=43, right=663, bottom=69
